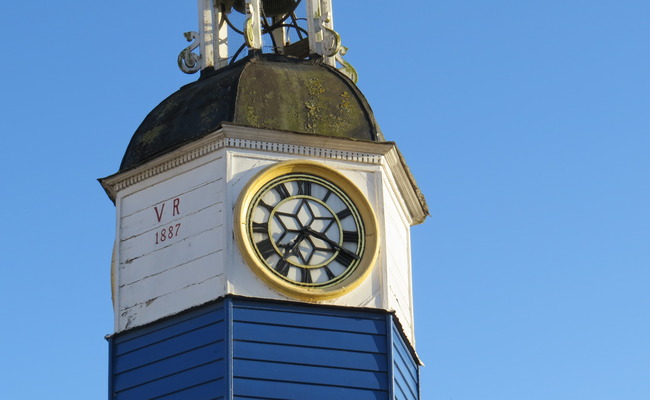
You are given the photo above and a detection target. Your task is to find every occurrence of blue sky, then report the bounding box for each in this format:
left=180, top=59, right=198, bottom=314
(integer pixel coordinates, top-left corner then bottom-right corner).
left=1, top=1, right=648, bottom=399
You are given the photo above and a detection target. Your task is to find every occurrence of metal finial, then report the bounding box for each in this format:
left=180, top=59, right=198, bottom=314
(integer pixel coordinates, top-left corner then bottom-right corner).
left=178, top=0, right=357, bottom=82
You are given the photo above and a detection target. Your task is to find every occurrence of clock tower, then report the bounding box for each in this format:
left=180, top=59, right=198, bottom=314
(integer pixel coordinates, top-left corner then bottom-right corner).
left=101, top=1, right=428, bottom=399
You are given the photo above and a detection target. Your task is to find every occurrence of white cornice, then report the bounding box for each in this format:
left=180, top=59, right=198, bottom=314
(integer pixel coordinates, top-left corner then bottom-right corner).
left=100, top=124, right=429, bottom=224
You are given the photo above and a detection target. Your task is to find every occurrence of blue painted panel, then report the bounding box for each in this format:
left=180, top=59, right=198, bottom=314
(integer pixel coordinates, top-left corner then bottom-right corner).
left=234, top=300, right=386, bottom=318
left=160, top=380, right=226, bottom=400
left=393, top=353, right=418, bottom=400
left=235, top=321, right=386, bottom=353
left=391, top=322, right=420, bottom=400
left=114, top=342, right=225, bottom=389
left=109, top=299, right=420, bottom=400
left=235, top=305, right=387, bottom=335
left=114, top=323, right=225, bottom=373
left=114, top=362, right=225, bottom=400
left=113, top=306, right=225, bottom=353
left=234, top=378, right=388, bottom=400
left=110, top=303, right=227, bottom=400
left=234, top=359, right=389, bottom=390
left=231, top=301, right=392, bottom=399
left=234, top=341, right=388, bottom=371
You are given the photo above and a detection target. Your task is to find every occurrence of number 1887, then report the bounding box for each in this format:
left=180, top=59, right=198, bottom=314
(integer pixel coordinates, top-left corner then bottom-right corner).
left=155, top=223, right=181, bottom=244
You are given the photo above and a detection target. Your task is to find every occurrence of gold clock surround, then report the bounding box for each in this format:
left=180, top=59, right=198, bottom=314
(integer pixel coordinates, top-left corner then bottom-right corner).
left=234, top=160, right=380, bottom=301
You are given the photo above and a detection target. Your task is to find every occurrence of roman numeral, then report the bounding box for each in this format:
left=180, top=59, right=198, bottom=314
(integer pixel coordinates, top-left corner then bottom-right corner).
left=322, top=189, right=332, bottom=203
left=275, top=259, right=291, bottom=276
left=297, top=181, right=312, bottom=196
left=256, top=238, right=276, bottom=259
left=258, top=200, right=274, bottom=212
left=337, top=208, right=352, bottom=220
left=301, top=268, right=313, bottom=284
left=335, top=250, right=356, bottom=267
left=274, top=183, right=290, bottom=200
left=252, top=222, right=269, bottom=233
left=342, top=230, right=359, bottom=243
left=323, top=266, right=336, bottom=280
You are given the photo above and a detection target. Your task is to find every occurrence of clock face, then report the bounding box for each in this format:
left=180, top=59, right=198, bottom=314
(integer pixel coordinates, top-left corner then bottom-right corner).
left=235, top=161, right=379, bottom=300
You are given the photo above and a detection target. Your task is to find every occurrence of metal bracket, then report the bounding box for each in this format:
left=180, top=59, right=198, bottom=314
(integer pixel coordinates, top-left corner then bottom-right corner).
left=244, top=0, right=263, bottom=49
left=335, top=46, right=358, bottom=83
left=321, top=18, right=341, bottom=57
left=178, top=31, right=201, bottom=74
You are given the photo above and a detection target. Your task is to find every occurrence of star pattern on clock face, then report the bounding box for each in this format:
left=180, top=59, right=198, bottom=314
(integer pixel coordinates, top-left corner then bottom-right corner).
left=247, top=174, right=365, bottom=287
left=273, top=198, right=339, bottom=266
left=235, top=161, right=380, bottom=299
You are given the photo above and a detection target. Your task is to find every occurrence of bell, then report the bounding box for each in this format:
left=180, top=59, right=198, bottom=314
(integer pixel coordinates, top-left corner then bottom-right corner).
left=233, top=0, right=299, bottom=17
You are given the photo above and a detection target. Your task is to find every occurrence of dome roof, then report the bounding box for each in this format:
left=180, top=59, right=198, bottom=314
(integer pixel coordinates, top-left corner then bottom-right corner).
left=120, top=54, right=383, bottom=171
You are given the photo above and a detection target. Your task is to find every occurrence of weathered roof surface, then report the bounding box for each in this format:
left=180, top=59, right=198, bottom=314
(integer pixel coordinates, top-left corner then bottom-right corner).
left=120, top=54, right=383, bottom=171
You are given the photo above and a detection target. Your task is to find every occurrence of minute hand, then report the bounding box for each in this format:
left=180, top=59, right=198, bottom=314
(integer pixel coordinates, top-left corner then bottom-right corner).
left=304, top=227, right=360, bottom=260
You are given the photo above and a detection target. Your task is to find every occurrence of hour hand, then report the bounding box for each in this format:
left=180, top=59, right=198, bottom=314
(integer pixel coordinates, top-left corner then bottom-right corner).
left=281, top=231, right=305, bottom=259
left=303, top=227, right=360, bottom=260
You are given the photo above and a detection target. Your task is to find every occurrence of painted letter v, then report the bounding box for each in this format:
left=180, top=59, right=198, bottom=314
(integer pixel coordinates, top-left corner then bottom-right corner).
left=154, top=204, right=165, bottom=223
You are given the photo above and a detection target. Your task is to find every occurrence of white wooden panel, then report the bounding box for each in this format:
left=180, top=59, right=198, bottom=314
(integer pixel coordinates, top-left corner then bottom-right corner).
left=226, top=151, right=380, bottom=205
left=225, top=150, right=386, bottom=310
left=120, top=156, right=225, bottom=217
left=120, top=179, right=223, bottom=240
left=118, top=275, right=224, bottom=331
left=120, top=250, right=224, bottom=309
left=228, top=154, right=276, bottom=192
left=119, top=202, right=224, bottom=271
left=120, top=223, right=224, bottom=290
left=382, top=171, right=415, bottom=343
left=114, top=156, right=228, bottom=332
left=110, top=142, right=418, bottom=338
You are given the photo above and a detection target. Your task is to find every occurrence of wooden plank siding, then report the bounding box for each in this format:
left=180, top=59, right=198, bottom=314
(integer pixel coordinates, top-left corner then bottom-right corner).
left=231, top=301, right=390, bottom=399
left=108, top=298, right=420, bottom=399
left=391, top=324, right=420, bottom=400
left=109, top=303, right=228, bottom=400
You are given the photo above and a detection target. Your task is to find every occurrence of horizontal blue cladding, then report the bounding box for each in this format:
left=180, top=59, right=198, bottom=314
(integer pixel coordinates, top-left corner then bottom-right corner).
left=234, top=341, right=388, bottom=371
left=235, top=359, right=388, bottom=390
left=114, top=342, right=225, bottom=389
left=114, top=362, right=225, bottom=400
left=235, top=321, right=386, bottom=353
left=235, top=305, right=387, bottom=335
left=110, top=303, right=227, bottom=400
left=234, top=378, right=388, bottom=400
left=231, top=301, right=391, bottom=399
left=391, top=323, right=420, bottom=400
left=114, top=323, right=225, bottom=373
left=109, top=298, right=420, bottom=399
left=113, top=306, right=225, bottom=353
left=158, top=379, right=225, bottom=400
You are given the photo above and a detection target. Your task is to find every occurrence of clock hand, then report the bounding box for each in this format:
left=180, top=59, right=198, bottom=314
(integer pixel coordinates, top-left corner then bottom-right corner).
left=281, top=231, right=306, bottom=260
left=304, top=227, right=360, bottom=260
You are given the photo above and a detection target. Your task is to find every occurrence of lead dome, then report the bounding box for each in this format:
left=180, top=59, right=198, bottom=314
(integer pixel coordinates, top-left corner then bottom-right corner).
left=120, top=54, right=383, bottom=171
